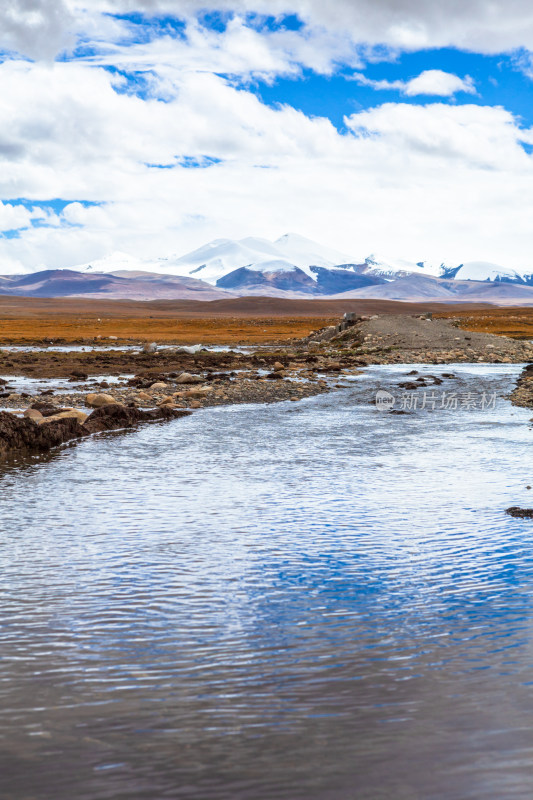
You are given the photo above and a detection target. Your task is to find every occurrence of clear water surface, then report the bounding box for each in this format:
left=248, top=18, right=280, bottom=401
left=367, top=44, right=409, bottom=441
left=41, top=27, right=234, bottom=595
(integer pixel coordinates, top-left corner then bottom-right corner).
left=1, top=364, right=532, bottom=800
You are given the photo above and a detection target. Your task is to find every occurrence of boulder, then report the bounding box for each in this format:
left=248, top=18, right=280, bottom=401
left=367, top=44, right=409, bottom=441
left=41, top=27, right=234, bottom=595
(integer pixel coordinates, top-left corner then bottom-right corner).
left=183, top=387, right=212, bottom=398
left=150, top=382, right=168, bottom=391
left=30, top=402, right=63, bottom=417
left=24, top=408, right=44, bottom=422
left=0, top=411, right=86, bottom=458
left=175, top=373, right=203, bottom=384
left=83, top=403, right=192, bottom=434
left=86, top=393, right=119, bottom=408
left=506, top=507, right=533, bottom=519
left=143, top=342, right=158, bottom=354
left=39, top=410, right=89, bottom=425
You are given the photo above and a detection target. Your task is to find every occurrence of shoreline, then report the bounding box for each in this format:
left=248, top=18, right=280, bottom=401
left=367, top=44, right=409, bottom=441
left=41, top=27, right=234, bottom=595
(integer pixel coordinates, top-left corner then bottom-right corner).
left=1, top=313, right=531, bottom=460
left=1, top=360, right=530, bottom=463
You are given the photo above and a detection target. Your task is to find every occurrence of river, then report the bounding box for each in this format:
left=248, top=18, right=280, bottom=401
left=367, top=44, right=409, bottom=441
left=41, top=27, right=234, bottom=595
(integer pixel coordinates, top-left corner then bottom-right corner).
left=1, top=364, right=532, bottom=800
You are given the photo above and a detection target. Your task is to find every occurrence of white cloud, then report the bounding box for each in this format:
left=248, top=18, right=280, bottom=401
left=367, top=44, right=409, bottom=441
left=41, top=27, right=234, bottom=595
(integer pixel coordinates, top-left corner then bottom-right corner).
left=68, top=0, right=533, bottom=54
left=403, top=70, right=476, bottom=96
left=83, top=16, right=363, bottom=84
left=2, top=0, right=533, bottom=62
left=0, top=2, right=533, bottom=273
left=0, top=0, right=75, bottom=60
left=0, top=54, right=532, bottom=270
left=351, top=69, right=476, bottom=97
left=0, top=202, right=33, bottom=231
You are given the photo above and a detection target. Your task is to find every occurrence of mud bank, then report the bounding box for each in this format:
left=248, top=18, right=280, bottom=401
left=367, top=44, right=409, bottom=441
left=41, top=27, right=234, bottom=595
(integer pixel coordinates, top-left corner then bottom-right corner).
left=0, top=404, right=191, bottom=460
left=509, top=363, right=533, bottom=410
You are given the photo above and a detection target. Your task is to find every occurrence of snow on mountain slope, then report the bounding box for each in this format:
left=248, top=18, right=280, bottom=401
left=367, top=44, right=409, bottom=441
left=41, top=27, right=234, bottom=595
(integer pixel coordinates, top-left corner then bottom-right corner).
left=67, top=236, right=533, bottom=293
left=79, top=251, right=161, bottom=273
left=451, top=261, right=531, bottom=283
left=166, top=234, right=355, bottom=284
left=354, top=254, right=446, bottom=280
left=74, top=234, right=355, bottom=285
left=274, top=233, right=352, bottom=271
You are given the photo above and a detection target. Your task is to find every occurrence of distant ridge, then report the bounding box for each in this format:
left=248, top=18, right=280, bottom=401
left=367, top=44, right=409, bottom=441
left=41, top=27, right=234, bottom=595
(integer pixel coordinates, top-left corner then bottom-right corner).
left=1, top=234, right=533, bottom=303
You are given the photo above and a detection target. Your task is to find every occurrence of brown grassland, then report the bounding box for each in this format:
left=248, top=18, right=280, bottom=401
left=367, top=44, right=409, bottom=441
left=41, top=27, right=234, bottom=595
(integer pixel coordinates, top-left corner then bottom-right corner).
left=0, top=296, right=531, bottom=345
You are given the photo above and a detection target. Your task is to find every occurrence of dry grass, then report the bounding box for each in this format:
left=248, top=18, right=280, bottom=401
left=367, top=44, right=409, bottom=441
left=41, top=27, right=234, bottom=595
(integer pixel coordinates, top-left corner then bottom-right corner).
left=0, top=315, right=339, bottom=345
left=0, top=295, right=531, bottom=345
left=434, top=308, right=533, bottom=339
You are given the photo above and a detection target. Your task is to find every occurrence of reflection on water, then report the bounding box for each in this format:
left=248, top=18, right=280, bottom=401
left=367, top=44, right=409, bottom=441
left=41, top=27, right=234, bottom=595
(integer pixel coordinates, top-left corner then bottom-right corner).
left=1, top=365, right=533, bottom=800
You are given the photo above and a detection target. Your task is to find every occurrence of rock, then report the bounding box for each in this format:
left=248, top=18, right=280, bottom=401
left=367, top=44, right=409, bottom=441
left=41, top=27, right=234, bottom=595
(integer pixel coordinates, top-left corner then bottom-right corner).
left=273, top=361, right=285, bottom=372
left=70, top=370, right=88, bottom=380
left=150, top=382, right=168, bottom=391
left=174, top=344, right=203, bottom=354
left=39, top=410, right=89, bottom=425
left=86, top=393, right=120, bottom=408
left=175, top=372, right=203, bottom=384
left=24, top=408, right=44, bottom=422
left=189, top=401, right=202, bottom=409
left=30, top=402, right=62, bottom=417
left=83, top=404, right=192, bottom=435
left=136, top=391, right=152, bottom=402
left=183, top=387, right=212, bottom=398
left=0, top=410, right=86, bottom=458
left=143, top=342, right=158, bottom=354
left=506, top=507, right=533, bottom=519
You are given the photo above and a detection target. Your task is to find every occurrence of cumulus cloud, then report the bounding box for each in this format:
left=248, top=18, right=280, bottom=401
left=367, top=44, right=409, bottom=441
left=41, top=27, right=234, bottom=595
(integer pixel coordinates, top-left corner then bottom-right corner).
left=0, top=54, right=532, bottom=269
left=351, top=69, right=476, bottom=97
left=0, top=0, right=75, bottom=60
left=0, top=2, right=533, bottom=272
left=84, top=16, right=363, bottom=83
left=2, top=0, right=533, bottom=61
left=69, top=0, right=533, bottom=54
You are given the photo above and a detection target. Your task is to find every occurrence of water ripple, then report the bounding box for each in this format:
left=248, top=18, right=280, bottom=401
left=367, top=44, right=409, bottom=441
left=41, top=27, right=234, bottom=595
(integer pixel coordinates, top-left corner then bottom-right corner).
left=0, top=364, right=533, bottom=799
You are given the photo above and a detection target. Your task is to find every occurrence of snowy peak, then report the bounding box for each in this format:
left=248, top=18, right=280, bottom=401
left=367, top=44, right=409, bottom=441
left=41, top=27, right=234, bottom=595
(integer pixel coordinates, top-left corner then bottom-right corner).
left=145, top=233, right=358, bottom=283
left=451, top=261, right=533, bottom=284
left=63, top=236, right=533, bottom=296
left=79, top=251, right=157, bottom=273
left=361, top=254, right=446, bottom=279
left=274, top=233, right=352, bottom=269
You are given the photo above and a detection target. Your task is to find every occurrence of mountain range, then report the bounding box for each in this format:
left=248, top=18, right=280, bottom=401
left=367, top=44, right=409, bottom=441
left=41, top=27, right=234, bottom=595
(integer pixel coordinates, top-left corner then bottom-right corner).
left=1, top=233, right=533, bottom=303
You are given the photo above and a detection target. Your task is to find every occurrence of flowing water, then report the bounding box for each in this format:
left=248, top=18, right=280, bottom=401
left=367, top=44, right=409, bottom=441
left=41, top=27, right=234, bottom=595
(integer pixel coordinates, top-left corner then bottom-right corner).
left=1, top=364, right=532, bottom=800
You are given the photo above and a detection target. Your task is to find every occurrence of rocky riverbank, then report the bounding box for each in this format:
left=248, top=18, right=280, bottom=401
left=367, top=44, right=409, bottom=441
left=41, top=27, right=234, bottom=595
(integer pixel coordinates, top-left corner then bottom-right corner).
left=0, top=404, right=191, bottom=460
left=1, top=311, right=532, bottom=458
left=0, top=354, right=345, bottom=456
left=509, top=363, right=533, bottom=410
left=0, top=348, right=364, bottom=414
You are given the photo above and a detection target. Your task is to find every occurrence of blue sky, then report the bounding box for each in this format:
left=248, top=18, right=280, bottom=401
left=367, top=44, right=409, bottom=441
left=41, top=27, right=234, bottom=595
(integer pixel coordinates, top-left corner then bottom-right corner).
left=1, top=1, right=533, bottom=272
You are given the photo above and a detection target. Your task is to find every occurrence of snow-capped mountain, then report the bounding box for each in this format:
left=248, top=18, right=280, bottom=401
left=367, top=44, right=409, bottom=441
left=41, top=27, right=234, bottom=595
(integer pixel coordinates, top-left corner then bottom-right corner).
left=77, top=234, right=354, bottom=285
left=333, top=254, right=450, bottom=281
left=33, top=234, right=533, bottom=299
left=442, top=261, right=533, bottom=285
